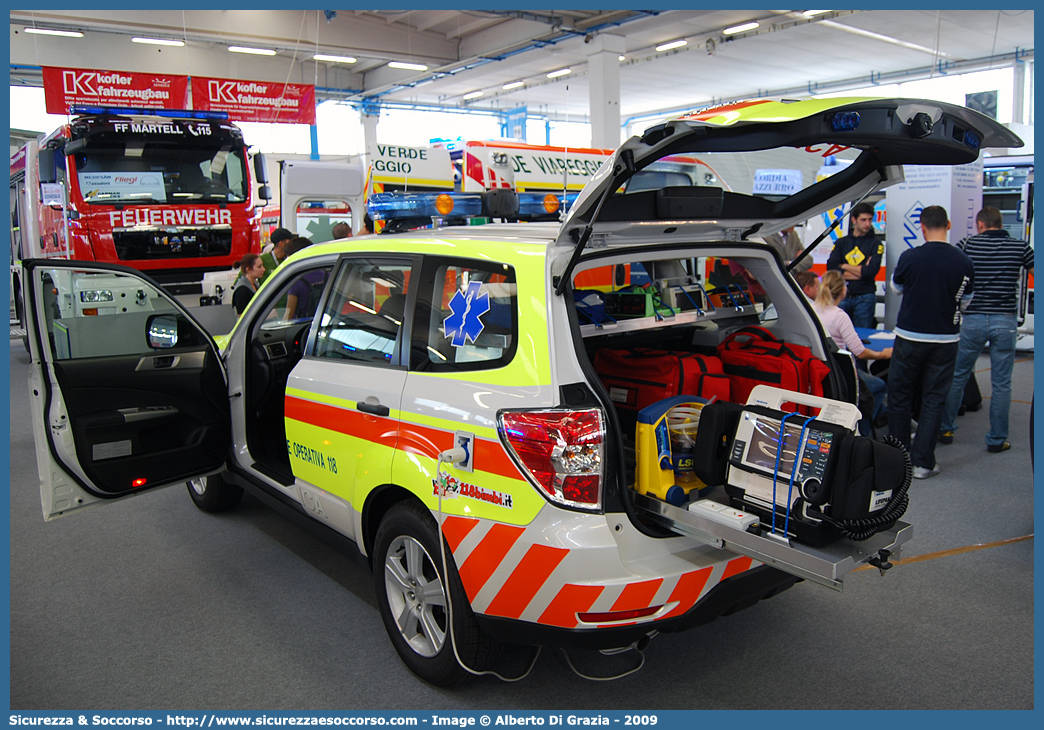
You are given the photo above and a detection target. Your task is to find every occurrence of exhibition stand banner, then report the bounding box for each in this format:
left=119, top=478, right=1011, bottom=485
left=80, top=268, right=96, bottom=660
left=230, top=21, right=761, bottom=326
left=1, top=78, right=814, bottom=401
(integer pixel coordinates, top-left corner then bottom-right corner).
left=191, top=75, right=316, bottom=124
left=40, top=66, right=317, bottom=124
left=42, top=66, right=190, bottom=113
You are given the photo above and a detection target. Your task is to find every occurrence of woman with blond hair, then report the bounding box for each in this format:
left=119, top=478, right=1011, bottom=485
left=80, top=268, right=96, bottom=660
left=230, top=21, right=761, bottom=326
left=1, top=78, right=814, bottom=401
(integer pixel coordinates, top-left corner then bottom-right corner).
left=813, top=269, right=891, bottom=431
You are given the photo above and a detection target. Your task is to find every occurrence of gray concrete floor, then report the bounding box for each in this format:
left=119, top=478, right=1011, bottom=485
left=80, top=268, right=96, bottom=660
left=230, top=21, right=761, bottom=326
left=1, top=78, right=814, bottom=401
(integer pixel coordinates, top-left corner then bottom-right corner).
left=6, top=336, right=1035, bottom=710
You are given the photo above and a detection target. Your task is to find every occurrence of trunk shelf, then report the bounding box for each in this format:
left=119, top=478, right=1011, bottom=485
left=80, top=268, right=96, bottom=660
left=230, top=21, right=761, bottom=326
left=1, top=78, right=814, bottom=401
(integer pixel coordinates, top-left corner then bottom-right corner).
left=631, top=491, right=912, bottom=591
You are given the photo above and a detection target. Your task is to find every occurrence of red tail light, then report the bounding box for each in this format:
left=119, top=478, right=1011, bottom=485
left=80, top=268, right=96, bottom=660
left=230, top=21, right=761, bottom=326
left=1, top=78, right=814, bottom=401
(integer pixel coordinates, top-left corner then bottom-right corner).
left=497, top=408, right=605, bottom=511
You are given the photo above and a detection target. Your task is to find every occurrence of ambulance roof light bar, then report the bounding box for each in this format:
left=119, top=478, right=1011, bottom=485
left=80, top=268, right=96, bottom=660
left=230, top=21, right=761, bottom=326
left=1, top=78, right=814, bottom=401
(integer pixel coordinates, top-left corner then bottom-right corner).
left=69, top=106, right=230, bottom=121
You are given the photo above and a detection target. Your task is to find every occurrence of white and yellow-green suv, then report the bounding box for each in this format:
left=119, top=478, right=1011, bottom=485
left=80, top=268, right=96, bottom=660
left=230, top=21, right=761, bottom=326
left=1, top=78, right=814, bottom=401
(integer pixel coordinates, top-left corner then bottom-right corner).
left=23, top=98, right=1020, bottom=686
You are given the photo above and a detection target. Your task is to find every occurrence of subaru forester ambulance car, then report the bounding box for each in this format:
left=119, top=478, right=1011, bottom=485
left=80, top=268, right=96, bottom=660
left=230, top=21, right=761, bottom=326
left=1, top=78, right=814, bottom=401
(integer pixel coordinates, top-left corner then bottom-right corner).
left=23, top=98, right=1020, bottom=686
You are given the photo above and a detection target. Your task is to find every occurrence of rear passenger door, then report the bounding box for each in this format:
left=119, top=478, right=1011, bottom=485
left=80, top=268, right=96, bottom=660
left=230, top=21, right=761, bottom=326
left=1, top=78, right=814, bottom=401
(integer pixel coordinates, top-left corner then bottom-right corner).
left=393, top=256, right=524, bottom=510
left=283, top=255, right=417, bottom=538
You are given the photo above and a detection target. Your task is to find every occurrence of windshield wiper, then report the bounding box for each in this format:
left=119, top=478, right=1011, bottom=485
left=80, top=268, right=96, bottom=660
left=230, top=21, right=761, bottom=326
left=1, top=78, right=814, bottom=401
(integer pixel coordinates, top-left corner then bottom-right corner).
left=85, top=195, right=162, bottom=205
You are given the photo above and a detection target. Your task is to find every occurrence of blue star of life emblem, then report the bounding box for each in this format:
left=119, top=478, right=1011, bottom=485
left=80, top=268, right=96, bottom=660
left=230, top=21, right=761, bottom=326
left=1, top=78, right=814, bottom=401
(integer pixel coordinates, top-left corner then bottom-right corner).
left=444, top=281, right=490, bottom=347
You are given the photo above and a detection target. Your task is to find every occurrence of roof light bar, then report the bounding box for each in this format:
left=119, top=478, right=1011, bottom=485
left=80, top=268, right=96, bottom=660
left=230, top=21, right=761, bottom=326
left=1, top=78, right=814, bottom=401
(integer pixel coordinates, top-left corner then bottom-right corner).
left=313, top=53, right=357, bottom=64
left=70, top=106, right=229, bottom=121
left=724, top=22, right=760, bottom=35
left=389, top=61, right=429, bottom=71
left=132, top=37, right=184, bottom=47
left=229, top=45, right=276, bottom=56
left=23, top=27, right=83, bottom=38
left=368, top=192, right=482, bottom=221
left=655, top=39, right=688, bottom=52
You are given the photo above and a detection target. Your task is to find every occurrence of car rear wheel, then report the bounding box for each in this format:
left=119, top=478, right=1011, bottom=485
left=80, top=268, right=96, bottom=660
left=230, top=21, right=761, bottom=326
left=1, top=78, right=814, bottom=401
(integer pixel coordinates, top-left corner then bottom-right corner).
left=186, top=473, right=243, bottom=513
left=373, top=500, right=501, bottom=686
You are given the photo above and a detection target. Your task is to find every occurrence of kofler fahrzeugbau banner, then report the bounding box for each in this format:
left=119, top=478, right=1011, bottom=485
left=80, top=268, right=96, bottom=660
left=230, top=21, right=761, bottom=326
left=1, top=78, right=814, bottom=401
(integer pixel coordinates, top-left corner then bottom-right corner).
left=192, top=75, right=316, bottom=124
left=42, top=66, right=190, bottom=113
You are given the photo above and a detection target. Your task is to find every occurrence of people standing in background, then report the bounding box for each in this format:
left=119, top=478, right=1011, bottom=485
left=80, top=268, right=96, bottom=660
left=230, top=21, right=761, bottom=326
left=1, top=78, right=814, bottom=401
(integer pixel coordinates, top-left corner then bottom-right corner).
left=260, top=229, right=294, bottom=285
left=263, top=226, right=293, bottom=256
left=762, top=225, right=812, bottom=273
left=939, top=206, right=1034, bottom=453
left=331, top=222, right=352, bottom=239
left=827, top=202, right=883, bottom=329
left=813, top=270, right=892, bottom=432
left=282, top=237, right=329, bottom=320
left=886, top=206, right=974, bottom=479
left=231, top=253, right=265, bottom=316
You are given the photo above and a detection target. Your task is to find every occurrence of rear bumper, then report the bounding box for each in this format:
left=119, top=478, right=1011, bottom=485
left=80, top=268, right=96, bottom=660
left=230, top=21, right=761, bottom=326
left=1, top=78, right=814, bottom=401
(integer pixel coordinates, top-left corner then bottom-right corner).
left=442, top=504, right=796, bottom=645
left=476, top=565, right=800, bottom=649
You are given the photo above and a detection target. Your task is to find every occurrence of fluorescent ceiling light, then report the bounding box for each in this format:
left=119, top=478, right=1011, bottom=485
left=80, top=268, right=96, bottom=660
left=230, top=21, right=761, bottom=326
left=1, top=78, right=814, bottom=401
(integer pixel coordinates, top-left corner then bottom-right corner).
left=803, top=10, right=832, bottom=17
left=502, top=81, right=525, bottom=90
left=388, top=61, right=428, bottom=71
left=618, top=55, right=626, bottom=61
left=229, top=45, right=276, bottom=55
left=313, top=53, right=357, bottom=64
left=462, top=91, right=484, bottom=100
left=132, top=37, right=185, bottom=47
left=723, top=22, right=760, bottom=35
left=655, top=39, right=687, bottom=52
left=546, top=68, right=571, bottom=79
left=23, top=27, right=83, bottom=38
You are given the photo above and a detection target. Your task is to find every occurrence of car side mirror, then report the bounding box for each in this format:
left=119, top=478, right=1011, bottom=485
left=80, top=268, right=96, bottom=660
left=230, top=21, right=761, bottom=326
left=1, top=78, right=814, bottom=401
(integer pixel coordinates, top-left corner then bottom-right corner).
left=146, top=314, right=179, bottom=349
left=257, top=184, right=272, bottom=201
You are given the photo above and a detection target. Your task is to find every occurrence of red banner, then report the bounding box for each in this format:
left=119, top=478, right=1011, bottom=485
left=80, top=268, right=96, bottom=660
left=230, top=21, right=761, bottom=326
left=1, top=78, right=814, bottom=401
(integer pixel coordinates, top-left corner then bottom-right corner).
left=191, top=76, right=316, bottom=124
left=42, top=66, right=190, bottom=114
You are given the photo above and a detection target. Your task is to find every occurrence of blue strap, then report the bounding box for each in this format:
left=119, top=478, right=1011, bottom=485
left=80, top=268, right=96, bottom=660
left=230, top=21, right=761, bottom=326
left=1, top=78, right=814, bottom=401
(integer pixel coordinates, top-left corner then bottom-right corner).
left=770, top=411, right=801, bottom=535
left=783, top=415, right=819, bottom=536
left=576, top=304, right=617, bottom=327
left=696, top=282, right=717, bottom=312
left=678, top=287, right=704, bottom=315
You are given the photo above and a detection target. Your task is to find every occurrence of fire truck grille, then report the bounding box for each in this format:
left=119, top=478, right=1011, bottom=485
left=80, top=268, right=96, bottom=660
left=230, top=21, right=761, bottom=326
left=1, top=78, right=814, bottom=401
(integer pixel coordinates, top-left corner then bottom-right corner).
left=112, top=228, right=234, bottom=260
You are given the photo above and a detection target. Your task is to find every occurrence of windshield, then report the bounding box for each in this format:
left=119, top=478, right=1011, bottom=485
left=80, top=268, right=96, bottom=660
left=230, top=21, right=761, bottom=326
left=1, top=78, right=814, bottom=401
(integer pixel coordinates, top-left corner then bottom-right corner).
left=70, top=123, right=249, bottom=205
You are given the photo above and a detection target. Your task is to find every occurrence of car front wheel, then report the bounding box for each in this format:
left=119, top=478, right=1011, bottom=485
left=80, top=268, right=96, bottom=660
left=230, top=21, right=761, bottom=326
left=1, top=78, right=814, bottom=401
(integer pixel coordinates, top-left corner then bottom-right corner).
left=373, top=500, right=501, bottom=686
left=186, top=473, right=243, bottom=513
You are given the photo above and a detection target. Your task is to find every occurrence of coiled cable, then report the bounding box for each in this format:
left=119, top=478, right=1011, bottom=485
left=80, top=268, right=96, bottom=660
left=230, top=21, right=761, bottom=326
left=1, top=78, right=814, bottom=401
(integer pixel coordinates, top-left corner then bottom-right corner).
left=818, top=434, right=912, bottom=541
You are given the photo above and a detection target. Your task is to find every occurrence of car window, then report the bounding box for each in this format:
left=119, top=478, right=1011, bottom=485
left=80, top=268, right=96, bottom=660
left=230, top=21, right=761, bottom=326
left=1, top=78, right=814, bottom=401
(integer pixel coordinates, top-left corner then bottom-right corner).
left=33, top=266, right=185, bottom=360
left=312, top=257, right=412, bottom=366
left=411, top=259, right=517, bottom=372
left=572, top=255, right=775, bottom=329
left=253, top=263, right=334, bottom=327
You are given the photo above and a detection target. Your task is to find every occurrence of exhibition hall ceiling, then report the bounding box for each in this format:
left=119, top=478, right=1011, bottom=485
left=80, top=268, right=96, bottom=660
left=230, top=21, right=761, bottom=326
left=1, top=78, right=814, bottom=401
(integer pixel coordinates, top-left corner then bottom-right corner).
left=9, top=8, right=1035, bottom=123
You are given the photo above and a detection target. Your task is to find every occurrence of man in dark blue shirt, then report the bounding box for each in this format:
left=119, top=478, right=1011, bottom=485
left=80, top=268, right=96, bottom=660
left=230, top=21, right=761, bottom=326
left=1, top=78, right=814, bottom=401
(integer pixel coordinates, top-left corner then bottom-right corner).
left=939, top=206, right=1034, bottom=452
left=887, top=205, right=974, bottom=479
left=827, top=202, right=883, bottom=329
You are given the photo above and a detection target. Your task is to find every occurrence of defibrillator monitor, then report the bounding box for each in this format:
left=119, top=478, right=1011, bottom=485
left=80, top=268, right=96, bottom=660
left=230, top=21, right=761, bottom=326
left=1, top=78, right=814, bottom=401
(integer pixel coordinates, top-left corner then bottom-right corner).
left=727, top=410, right=843, bottom=513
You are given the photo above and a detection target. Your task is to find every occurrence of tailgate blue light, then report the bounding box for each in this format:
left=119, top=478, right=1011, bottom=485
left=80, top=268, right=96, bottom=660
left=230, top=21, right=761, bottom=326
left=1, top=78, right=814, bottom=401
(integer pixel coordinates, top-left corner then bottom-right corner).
left=830, top=111, right=860, bottom=131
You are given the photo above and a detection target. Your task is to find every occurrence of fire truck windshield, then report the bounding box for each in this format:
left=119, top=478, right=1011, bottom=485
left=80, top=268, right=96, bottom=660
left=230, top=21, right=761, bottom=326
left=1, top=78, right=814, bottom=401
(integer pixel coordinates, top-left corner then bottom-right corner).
left=71, top=132, right=249, bottom=206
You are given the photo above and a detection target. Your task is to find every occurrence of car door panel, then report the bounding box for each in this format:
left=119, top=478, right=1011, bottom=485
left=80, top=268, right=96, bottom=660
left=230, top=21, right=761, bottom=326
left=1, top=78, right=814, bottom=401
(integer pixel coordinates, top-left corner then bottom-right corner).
left=23, top=259, right=229, bottom=519
left=52, top=349, right=229, bottom=495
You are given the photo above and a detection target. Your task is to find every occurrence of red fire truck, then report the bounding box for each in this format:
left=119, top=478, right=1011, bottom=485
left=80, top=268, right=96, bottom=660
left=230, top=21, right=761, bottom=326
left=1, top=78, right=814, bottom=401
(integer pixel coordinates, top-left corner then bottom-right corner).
left=10, top=106, right=270, bottom=322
